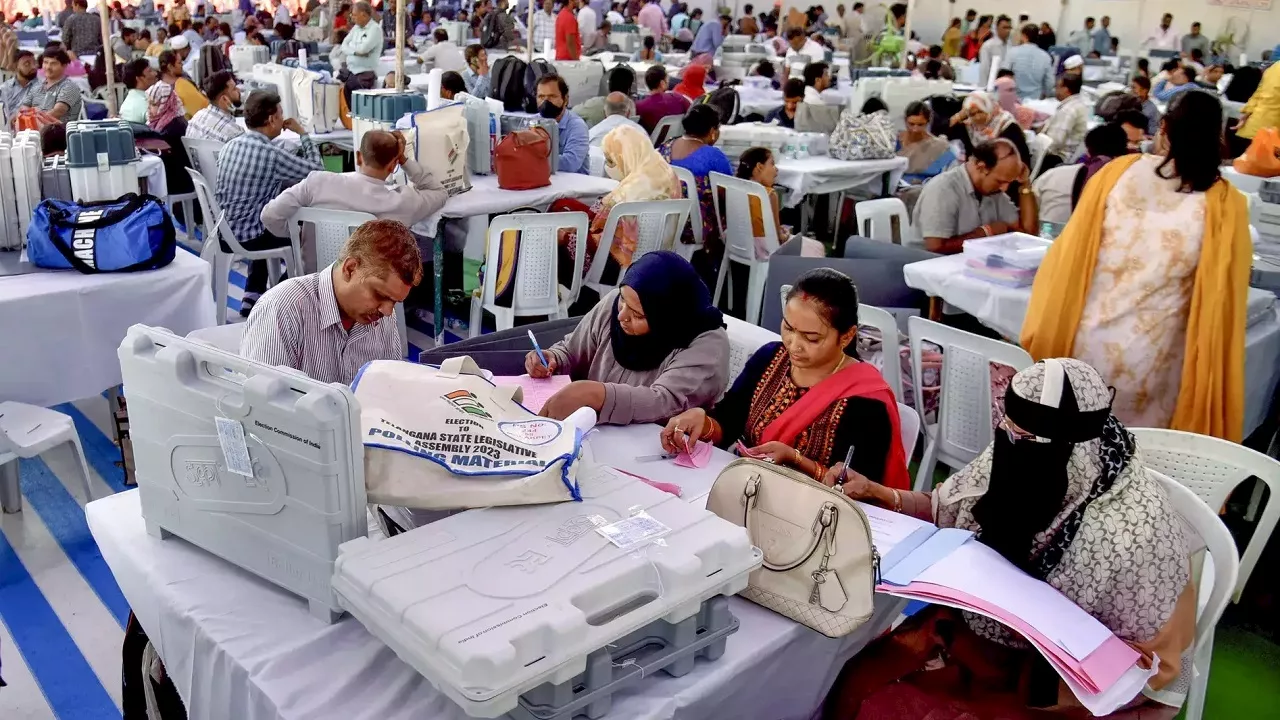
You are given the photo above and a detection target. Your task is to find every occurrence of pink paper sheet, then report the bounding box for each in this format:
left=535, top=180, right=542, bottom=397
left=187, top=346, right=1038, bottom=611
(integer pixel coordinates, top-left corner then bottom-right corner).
left=492, top=374, right=571, bottom=413
left=675, top=441, right=713, bottom=468
left=612, top=467, right=683, bottom=497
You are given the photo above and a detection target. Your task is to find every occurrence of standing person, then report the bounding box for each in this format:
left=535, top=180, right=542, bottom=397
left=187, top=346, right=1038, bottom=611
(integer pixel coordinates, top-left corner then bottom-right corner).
left=691, top=13, right=729, bottom=57
left=635, top=65, right=690, bottom=132
left=1181, top=21, right=1210, bottom=58
left=1092, top=15, right=1112, bottom=56
left=941, top=17, right=962, bottom=58
left=0, top=51, right=37, bottom=120
left=1237, top=63, right=1280, bottom=157
left=959, top=7, right=975, bottom=35
left=1146, top=12, right=1177, bottom=51
left=1066, top=16, right=1093, bottom=51
left=340, top=2, right=382, bottom=104
left=216, top=90, right=325, bottom=316
left=960, top=14, right=990, bottom=60
left=637, top=0, right=665, bottom=39
left=555, top=0, right=581, bottom=60
left=20, top=47, right=82, bottom=121
left=1023, top=92, right=1250, bottom=439
left=531, top=0, right=556, bottom=52
left=61, top=0, right=102, bottom=59
left=186, top=70, right=244, bottom=143
left=738, top=3, right=758, bottom=35
left=577, top=0, right=598, bottom=51
left=534, top=74, right=589, bottom=174
left=1036, top=21, right=1056, bottom=49
left=1041, top=73, right=1090, bottom=166
left=1001, top=23, right=1053, bottom=100
left=117, top=58, right=156, bottom=124
left=977, top=14, right=1011, bottom=87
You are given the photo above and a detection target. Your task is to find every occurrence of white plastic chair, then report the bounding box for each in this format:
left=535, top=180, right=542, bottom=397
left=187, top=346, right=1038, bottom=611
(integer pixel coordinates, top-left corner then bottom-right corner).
left=1028, top=132, right=1054, bottom=180
left=1146, top=468, right=1240, bottom=720
left=1129, top=428, right=1279, bottom=604
left=907, top=316, right=1034, bottom=492
left=186, top=168, right=296, bottom=325
left=0, top=402, right=94, bottom=514
left=187, top=323, right=247, bottom=353
left=650, top=114, right=684, bottom=146
left=723, top=315, right=781, bottom=386
left=709, top=171, right=780, bottom=325
left=181, top=136, right=224, bottom=178
left=897, top=402, right=920, bottom=459
left=584, top=199, right=692, bottom=296
left=671, top=165, right=703, bottom=262
left=853, top=197, right=910, bottom=244
left=469, top=212, right=590, bottom=339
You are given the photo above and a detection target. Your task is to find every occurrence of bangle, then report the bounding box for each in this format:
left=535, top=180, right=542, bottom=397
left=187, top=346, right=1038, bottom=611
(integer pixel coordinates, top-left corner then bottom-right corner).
left=813, top=463, right=826, bottom=482
left=891, top=488, right=902, bottom=513
left=981, top=224, right=991, bottom=236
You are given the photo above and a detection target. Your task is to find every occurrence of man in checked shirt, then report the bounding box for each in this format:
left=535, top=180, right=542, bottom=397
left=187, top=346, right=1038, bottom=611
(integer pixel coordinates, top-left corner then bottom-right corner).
left=215, top=89, right=324, bottom=316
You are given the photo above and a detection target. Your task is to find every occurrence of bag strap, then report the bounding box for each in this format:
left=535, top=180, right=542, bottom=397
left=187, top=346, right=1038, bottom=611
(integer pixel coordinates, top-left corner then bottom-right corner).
left=42, top=194, right=175, bottom=274
left=741, top=475, right=838, bottom=572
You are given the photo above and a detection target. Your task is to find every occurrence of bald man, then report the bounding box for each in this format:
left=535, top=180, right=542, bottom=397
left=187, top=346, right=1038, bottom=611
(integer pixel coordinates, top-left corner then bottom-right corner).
left=260, top=130, right=448, bottom=267
left=588, top=91, right=644, bottom=147
left=911, top=138, right=1038, bottom=254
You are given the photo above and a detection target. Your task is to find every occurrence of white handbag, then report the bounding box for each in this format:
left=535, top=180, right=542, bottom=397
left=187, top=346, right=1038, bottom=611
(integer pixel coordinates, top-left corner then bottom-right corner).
left=352, top=357, right=587, bottom=510
left=706, top=458, right=879, bottom=637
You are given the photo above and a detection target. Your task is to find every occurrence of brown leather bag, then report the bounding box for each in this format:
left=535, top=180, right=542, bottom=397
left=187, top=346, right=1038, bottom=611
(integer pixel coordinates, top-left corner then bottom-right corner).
left=494, top=127, right=553, bottom=190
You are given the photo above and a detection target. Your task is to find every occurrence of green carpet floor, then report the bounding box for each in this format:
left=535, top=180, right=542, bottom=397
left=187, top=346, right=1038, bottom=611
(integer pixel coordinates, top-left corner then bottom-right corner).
left=1195, top=625, right=1280, bottom=719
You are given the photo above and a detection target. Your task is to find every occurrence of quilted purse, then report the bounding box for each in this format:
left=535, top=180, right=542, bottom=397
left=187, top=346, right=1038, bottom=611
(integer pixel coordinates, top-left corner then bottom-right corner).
left=706, top=458, right=878, bottom=637
left=829, top=109, right=897, bottom=161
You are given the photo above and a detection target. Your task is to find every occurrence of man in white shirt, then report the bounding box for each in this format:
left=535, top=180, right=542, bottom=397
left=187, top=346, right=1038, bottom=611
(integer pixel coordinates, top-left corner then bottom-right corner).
left=240, top=219, right=421, bottom=385
left=978, top=14, right=1010, bottom=87
left=1146, top=13, right=1178, bottom=51
left=531, top=0, right=555, bottom=53
left=421, top=27, right=466, bottom=70
left=784, top=26, right=825, bottom=63
left=1066, top=17, right=1094, bottom=52
left=340, top=2, right=383, bottom=102
left=577, top=1, right=598, bottom=51
left=588, top=92, right=644, bottom=147
left=274, top=0, right=292, bottom=27
left=802, top=60, right=831, bottom=104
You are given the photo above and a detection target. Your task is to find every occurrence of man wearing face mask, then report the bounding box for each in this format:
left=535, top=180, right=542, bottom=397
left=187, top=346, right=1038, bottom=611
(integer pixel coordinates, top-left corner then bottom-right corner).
left=910, top=138, right=1037, bottom=254
left=536, top=74, right=591, bottom=174
left=186, top=70, right=246, bottom=144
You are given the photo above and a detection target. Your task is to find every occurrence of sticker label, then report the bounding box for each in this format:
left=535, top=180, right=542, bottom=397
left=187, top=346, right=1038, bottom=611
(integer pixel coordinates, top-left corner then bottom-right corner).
left=215, top=416, right=254, bottom=477
left=497, top=419, right=562, bottom=446
left=595, top=512, right=671, bottom=550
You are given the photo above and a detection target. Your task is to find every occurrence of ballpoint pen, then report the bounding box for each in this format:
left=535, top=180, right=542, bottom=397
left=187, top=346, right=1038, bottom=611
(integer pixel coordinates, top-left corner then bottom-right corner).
left=527, top=329, right=549, bottom=368
left=836, top=445, right=855, bottom=489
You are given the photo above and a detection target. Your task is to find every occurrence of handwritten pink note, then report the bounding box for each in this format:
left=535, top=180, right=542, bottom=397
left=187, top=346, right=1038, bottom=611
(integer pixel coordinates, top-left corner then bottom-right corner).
left=675, top=441, right=713, bottom=468
left=492, top=374, right=571, bottom=413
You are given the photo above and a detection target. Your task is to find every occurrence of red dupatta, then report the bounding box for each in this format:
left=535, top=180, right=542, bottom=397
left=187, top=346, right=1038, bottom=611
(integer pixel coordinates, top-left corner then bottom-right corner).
left=758, top=362, right=912, bottom=491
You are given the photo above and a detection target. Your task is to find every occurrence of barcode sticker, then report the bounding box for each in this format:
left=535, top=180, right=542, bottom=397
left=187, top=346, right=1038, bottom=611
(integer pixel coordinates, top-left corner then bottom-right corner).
left=215, top=417, right=254, bottom=477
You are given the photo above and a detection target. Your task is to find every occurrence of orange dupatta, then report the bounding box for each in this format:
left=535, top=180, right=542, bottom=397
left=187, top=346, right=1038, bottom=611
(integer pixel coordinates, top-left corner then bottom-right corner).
left=1020, top=154, right=1251, bottom=441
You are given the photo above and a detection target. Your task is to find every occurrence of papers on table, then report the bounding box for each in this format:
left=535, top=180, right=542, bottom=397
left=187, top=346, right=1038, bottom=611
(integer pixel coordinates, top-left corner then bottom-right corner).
left=492, top=374, right=570, bottom=413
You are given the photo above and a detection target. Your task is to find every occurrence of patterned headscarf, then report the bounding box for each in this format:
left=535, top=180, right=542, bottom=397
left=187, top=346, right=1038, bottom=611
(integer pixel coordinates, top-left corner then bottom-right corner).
left=962, top=91, right=1017, bottom=147
left=933, top=359, right=1190, bottom=646
left=601, top=124, right=681, bottom=206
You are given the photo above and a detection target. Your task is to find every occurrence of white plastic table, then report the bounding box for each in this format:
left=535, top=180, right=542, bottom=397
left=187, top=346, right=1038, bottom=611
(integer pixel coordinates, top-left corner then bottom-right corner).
left=0, top=250, right=215, bottom=408
left=87, top=422, right=906, bottom=720
left=902, top=254, right=1280, bottom=435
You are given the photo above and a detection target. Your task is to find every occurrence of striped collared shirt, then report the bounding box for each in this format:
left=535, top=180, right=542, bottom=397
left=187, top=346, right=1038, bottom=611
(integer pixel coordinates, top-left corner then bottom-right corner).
left=240, top=264, right=402, bottom=385
left=216, top=129, right=323, bottom=242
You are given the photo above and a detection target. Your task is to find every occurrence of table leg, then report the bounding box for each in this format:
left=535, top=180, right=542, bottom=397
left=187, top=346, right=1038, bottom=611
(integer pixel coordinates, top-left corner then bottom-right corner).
left=928, top=297, right=942, bottom=322
left=1, top=461, right=21, bottom=514
left=433, top=225, right=444, bottom=347
left=106, top=385, right=121, bottom=443
left=882, top=170, right=891, bottom=198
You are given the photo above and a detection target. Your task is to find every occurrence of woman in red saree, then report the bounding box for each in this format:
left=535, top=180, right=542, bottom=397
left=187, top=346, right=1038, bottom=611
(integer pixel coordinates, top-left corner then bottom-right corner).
left=660, top=269, right=911, bottom=489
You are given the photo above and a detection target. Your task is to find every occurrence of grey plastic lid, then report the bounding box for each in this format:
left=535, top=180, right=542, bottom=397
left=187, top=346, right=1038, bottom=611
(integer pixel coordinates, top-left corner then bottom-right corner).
left=65, top=120, right=139, bottom=168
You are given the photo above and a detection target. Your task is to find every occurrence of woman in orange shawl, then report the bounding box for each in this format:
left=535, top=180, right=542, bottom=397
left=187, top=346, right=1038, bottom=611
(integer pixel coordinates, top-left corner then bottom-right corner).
left=1021, top=91, right=1251, bottom=441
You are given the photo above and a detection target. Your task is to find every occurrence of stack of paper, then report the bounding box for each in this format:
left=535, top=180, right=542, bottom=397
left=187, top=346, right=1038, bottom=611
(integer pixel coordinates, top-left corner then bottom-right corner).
left=491, top=374, right=571, bottom=413
left=858, top=503, right=1154, bottom=716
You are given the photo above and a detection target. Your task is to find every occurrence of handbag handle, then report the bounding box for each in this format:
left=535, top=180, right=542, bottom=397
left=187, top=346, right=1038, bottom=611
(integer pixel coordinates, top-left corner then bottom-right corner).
left=741, top=476, right=837, bottom=572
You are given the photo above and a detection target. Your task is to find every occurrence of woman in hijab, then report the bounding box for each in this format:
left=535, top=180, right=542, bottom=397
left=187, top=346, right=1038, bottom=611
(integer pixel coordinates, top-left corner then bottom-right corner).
left=822, top=359, right=1196, bottom=720
left=553, top=125, right=682, bottom=285
left=662, top=269, right=912, bottom=489
left=672, top=63, right=708, bottom=102
left=994, top=74, right=1048, bottom=130
left=948, top=91, right=1032, bottom=200
left=528, top=251, right=730, bottom=425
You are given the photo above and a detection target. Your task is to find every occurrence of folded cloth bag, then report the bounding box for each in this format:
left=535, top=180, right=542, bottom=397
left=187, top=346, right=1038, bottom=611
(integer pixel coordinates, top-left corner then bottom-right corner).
left=352, top=357, right=585, bottom=509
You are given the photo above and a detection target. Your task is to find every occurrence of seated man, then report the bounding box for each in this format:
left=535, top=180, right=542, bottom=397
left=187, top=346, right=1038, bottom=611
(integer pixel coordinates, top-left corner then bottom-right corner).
left=588, top=92, right=644, bottom=147
left=801, top=60, right=831, bottom=104
left=241, top=219, right=421, bottom=385
left=118, top=58, right=155, bottom=124
left=765, top=78, right=804, bottom=128
left=1154, top=63, right=1199, bottom=102
left=186, top=70, right=245, bottom=143
left=635, top=65, right=691, bottom=133
left=421, top=27, right=467, bottom=71
left=1040, top=72, right=1090, bottom=163
left=260, top=129, right=448, bottom=264
left=536, top=73, right=590, bottom=174
left=216, top=90, right=325, bottom=315
left=911, top=138, right=1038, bottom=255
left=439, top=70, right=467, bottom=101
left=575, top=64, right=634, bottom=128
left=19, top=47, right=82, bottom=122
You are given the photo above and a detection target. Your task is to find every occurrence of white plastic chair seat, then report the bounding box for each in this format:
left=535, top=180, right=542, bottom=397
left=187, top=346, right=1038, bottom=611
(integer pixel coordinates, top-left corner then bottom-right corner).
left=710, top=171, right=780, bottom=325
left=907, top=316, right=1034, bottom=491
left=671, top=165, right=703, bottom=262
left=187, top=323, right=247, bottom=353
left=854, top=197, right=910, bottom=244
left=584, top=199, right=693, bottom=296
left=0, top=401, right=94, bottom=513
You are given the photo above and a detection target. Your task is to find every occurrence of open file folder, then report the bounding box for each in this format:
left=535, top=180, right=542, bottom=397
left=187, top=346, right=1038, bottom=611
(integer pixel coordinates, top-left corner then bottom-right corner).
left=859, top=502, right=1154, bottom=716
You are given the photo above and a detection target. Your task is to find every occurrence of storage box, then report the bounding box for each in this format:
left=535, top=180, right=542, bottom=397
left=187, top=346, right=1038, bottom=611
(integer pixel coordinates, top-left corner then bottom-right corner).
left=0, top=132, right=21, bottom=251
left=65, top=120, right=140, bottom=202
left=350, top=89, right=427, bottom=123
left=10, top=130, right=42, bottom=238
left=230, top=44, right=270, bottom=76
left=331, top=465, right=762, bottom=718
left=962, top=232, right=1052, bottom=288
left=117, top=325, right=368, bottom=623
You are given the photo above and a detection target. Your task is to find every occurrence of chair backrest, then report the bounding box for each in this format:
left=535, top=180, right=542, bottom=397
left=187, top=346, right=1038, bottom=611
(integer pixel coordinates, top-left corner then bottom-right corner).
left=290, top=206, right=376, bottom=271
left=182, top=136, right=225, bottom=178
left=483, top=211, right=590, bottom=318
left=723, top=314, right=781, bottom=386
left=1028, top=132, right=1055, bottom=180
left=185, top=167, right=242, bottom=257
left=897, top=402, right=920, bottom=459
left=586, top=199, right=692, bottom=287
left=709, top=171, right=779, bottom=265
left=854, top=197, right=909, bottom=244
left=1147, top=468, right=1239, bottom=654
left=907, top=315, right=1034, bottom=469
left=671, top=164, right=703, bottom=245
left=187, top=323, right=247, bottom=353
left=1130, top=427, right=1280, bottom=603
left=650, top=114, right=684, bottom=146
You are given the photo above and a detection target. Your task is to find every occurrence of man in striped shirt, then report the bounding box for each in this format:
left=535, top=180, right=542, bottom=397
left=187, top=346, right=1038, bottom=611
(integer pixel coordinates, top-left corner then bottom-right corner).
left=240, top=219, right=422, bottom=385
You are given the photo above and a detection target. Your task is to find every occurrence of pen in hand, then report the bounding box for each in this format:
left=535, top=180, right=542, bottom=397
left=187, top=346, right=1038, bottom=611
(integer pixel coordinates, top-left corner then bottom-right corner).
left=836, top=445, right=855, bottom=489
left=528, top=330, right=549, bottom=368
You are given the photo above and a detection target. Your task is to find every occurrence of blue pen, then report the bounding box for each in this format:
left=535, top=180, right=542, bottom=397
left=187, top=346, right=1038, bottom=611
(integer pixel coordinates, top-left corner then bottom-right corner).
left=528, top=330, right=549, bottom=368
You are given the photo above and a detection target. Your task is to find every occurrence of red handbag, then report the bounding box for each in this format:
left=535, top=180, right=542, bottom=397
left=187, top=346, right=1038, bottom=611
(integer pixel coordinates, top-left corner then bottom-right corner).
left=494, top=127, right=552, bottom=190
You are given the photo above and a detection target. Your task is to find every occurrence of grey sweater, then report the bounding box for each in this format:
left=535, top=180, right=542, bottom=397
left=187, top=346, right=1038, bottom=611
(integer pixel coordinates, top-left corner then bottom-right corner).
left=546, top=290, right=730, bottom=425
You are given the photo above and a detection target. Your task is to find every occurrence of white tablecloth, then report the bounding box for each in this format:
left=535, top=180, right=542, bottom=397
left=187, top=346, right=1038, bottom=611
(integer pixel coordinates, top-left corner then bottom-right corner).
left=0, top=251, right=215, bottom=407
left=413, top=173, right=619, bottom=237
left=774, top=155, right=909, bottom=208
left=87, top=423, right=905, bottom=720
left=903, top=254, right=1280, bottom=435
left=138, top=153, right=168, bottom=203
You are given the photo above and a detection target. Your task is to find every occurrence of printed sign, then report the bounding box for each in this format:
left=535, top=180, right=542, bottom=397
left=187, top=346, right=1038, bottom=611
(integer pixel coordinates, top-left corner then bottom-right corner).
left=1208, top=0, right=1271, bottom=8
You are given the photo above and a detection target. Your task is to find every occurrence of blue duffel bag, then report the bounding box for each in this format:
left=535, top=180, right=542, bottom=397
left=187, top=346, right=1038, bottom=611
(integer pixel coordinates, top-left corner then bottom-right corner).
left=27, top=193, right=176, bottom=274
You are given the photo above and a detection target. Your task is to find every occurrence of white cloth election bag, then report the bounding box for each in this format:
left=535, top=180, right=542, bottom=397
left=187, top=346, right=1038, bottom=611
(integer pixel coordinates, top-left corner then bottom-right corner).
left=706, top=458, right=878, bottom=637
left=408, top=103, right=472, bottom=195
left=292, top=72, right=341, bottom=134
left=352, top=357, right=585, bottom=509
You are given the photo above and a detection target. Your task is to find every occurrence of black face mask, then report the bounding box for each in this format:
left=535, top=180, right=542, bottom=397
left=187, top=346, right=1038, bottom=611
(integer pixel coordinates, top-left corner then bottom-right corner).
left=538, top=100, right=562, bottom=119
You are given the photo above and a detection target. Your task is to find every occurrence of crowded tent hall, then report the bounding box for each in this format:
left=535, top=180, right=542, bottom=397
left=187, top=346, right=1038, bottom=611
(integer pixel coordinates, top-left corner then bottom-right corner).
left=2, top=0, right=1280, bottom=718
